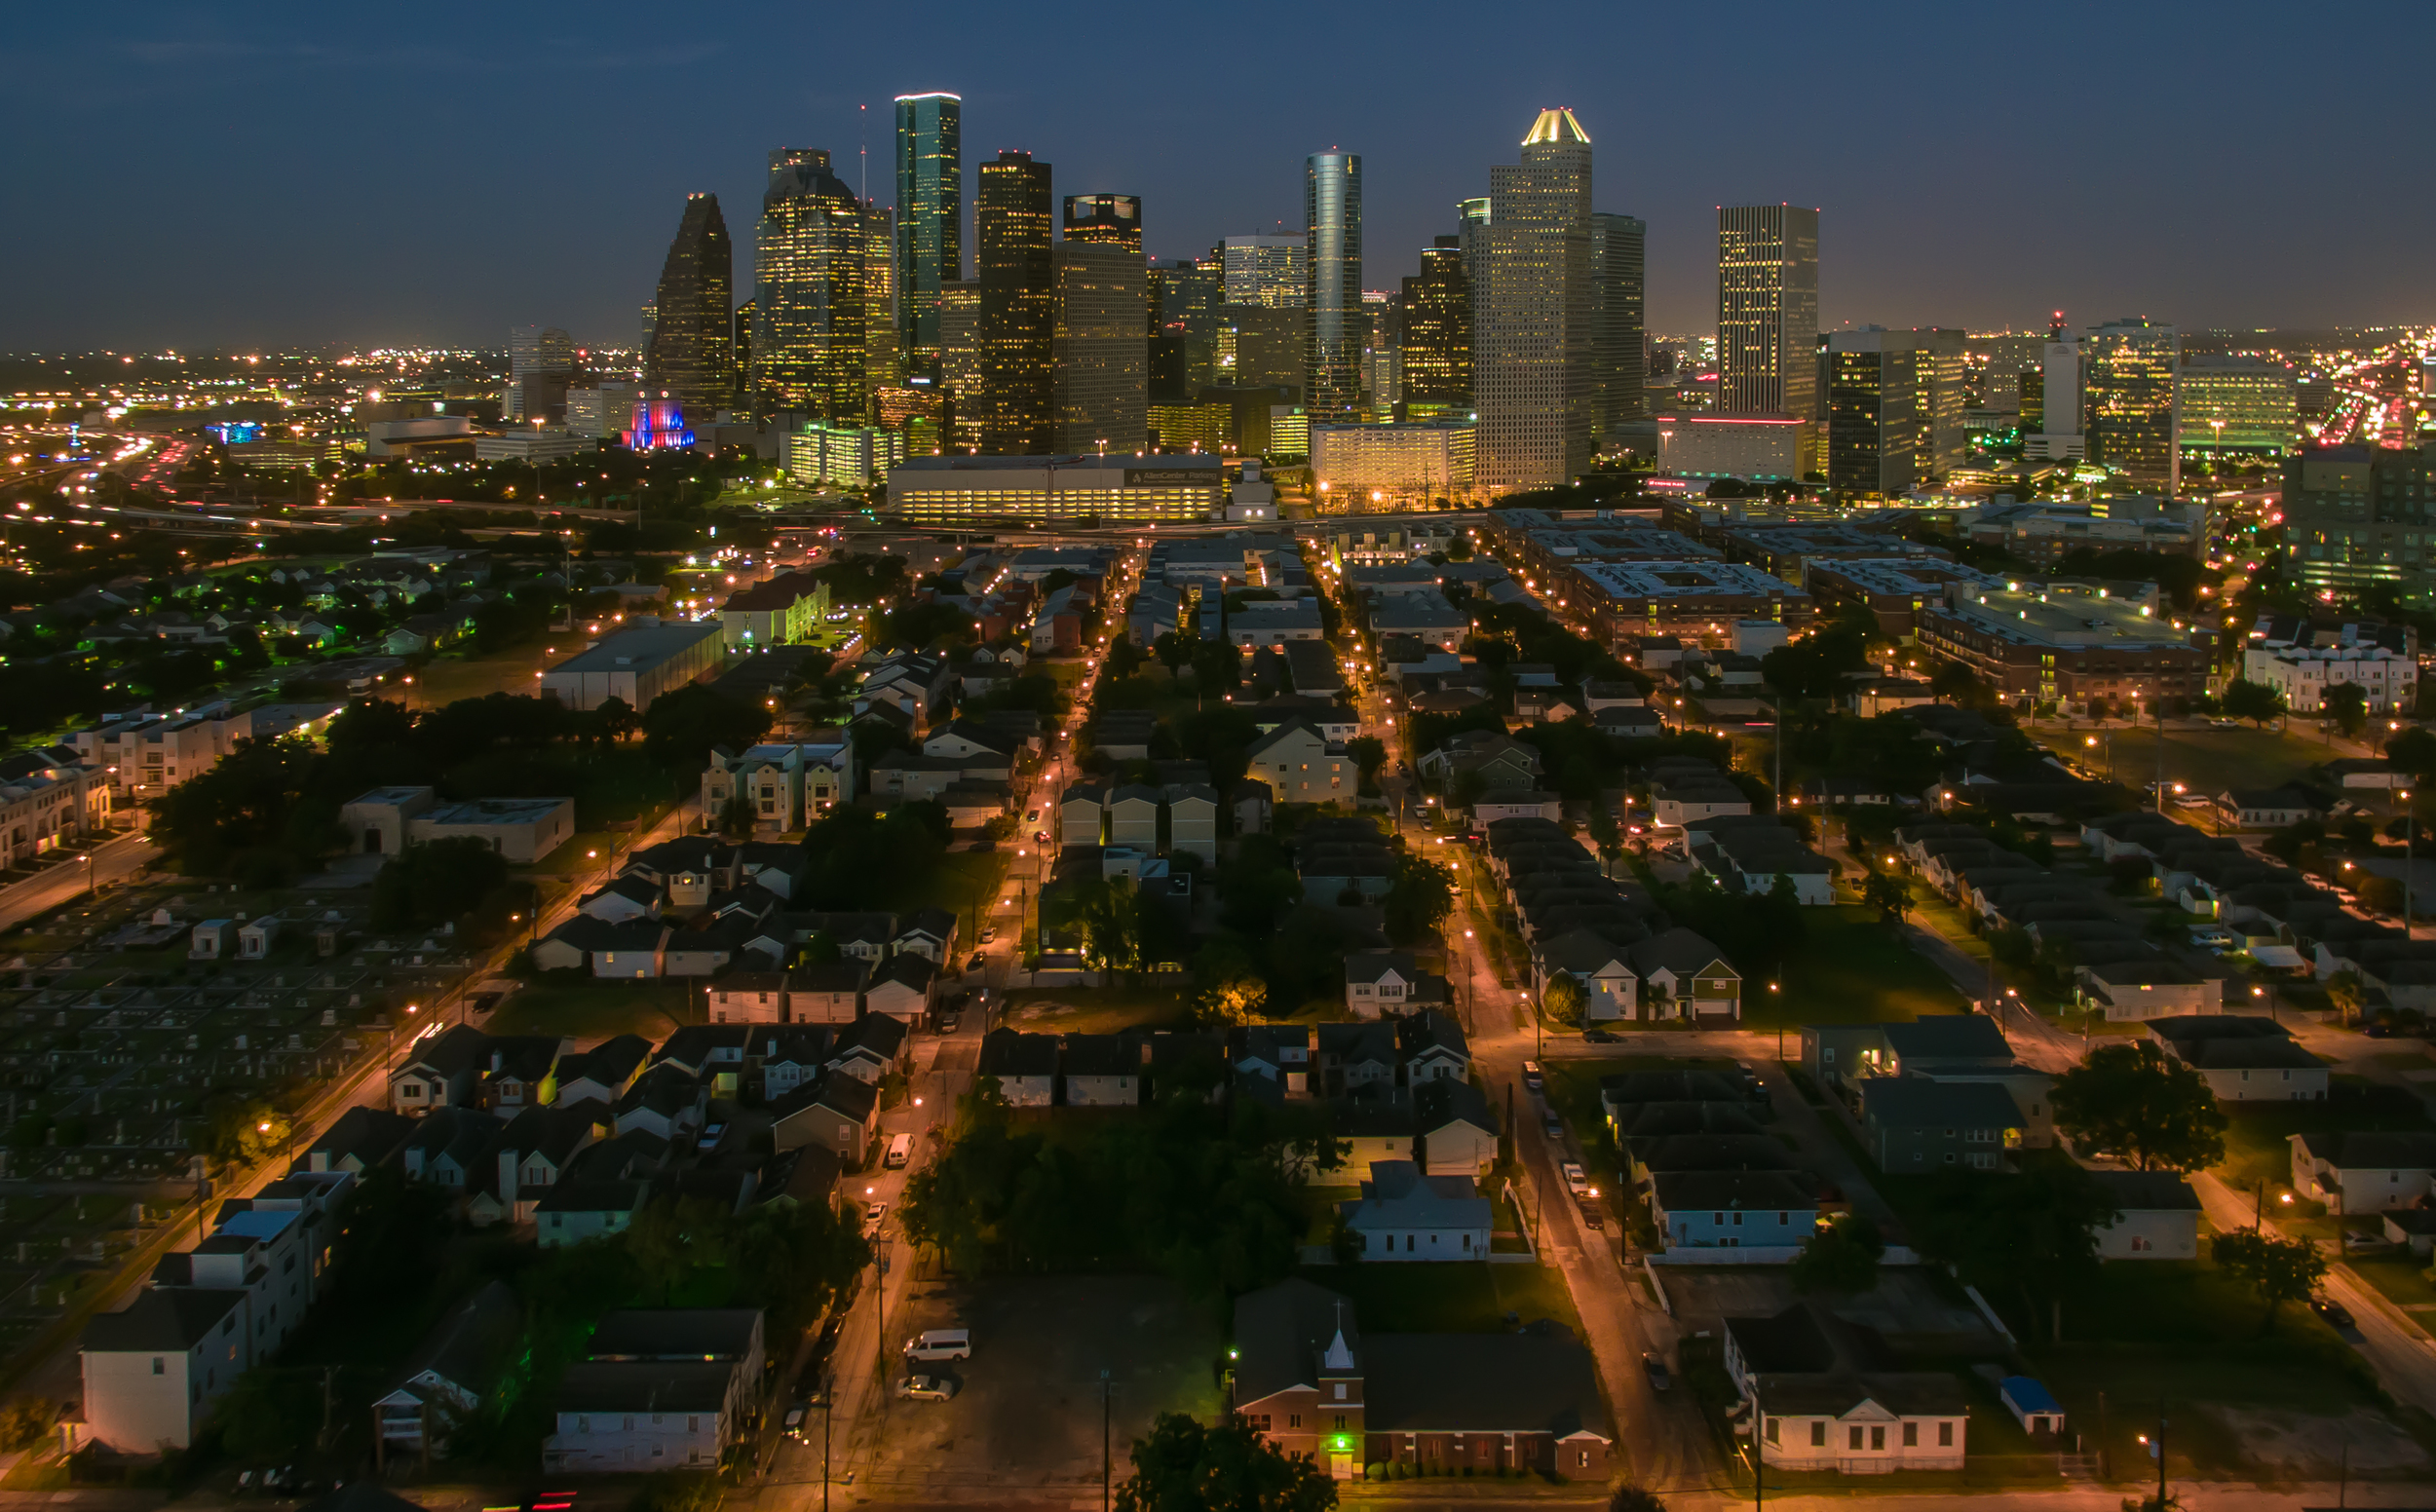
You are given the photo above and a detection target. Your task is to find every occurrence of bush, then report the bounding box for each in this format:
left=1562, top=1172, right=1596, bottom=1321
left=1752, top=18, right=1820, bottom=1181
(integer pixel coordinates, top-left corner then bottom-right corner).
left=0, top=1396, right=54, bottom=1452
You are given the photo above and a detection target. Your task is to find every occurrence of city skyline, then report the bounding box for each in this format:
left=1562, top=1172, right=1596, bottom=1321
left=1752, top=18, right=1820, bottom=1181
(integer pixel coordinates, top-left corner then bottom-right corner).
left=4, top=1, right=2428, bottom=350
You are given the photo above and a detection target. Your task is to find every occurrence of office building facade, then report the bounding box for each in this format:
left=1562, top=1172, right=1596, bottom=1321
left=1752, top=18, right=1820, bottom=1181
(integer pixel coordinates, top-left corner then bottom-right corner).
left=936, top=281, right=982, bottom=452
left=1821, top=326, right=1964, bottom=499
left=1064, top=194, right=1143, bottom=252
left=889, top=454, right=1223, bottom=523
left=894, top=93, right=963, bottom=375
left=507, top=324, right=575, bottom=421
left=862, top=203, right=899, bottom=391
left=1588, top=212, right=1647, bottom=435
left=1312, top=420, right=1477, bottom=503
left=1305, top=152, right=1363, bottom=417
left=1400, top=236, right=1471, bottom=408
left=2282, top=444, right=2436, bottom=598
left=751, top=148, right=866, bottom=421
left=1223, top=237, right=1307, bottom=308
left=644, top=193, right=735, bottom=419
left=977, top=150, right=1055, bottom=454
left=1053, top=241, right=1150, bottom=453
left=2179, top=358, right=2297, bottom=454
left=1474, top=108, right=1594, bottom=491
left=2083, top=318, right=2180, bottom=493
left=1716, top=204, right=1819, bottom=458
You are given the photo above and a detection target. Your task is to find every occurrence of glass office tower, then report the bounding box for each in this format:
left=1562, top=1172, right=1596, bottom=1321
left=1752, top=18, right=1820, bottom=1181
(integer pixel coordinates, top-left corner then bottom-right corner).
left=643, top=192, right=734, bottom=419
left=894, top=93, right=962, bottom=376
left=977, top=149, right=1054, bottom=454
left=751, top=148, right=866, bottom=421
left=1305, top=151, right=1363, bottom=417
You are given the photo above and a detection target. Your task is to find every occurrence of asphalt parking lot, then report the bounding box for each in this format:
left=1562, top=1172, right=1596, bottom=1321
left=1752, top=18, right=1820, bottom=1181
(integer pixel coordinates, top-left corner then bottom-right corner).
left=852, top=1273, right=1223, bottom=1492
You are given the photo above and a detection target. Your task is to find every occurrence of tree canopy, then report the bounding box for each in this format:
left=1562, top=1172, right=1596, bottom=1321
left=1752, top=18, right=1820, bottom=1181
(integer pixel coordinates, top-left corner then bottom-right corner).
left=2210, top=1227, right=2327, bottom=1333
left=1789, top=1212, right=1884, bottom=1295
left=2050, top=1040, right=2227, bottom=1172
left=1115, top=1413, right=1337, bottom=1512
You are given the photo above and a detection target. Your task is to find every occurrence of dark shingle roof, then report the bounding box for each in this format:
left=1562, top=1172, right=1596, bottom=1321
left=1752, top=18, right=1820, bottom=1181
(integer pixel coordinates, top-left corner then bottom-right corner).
left=82, top=1288, right=246, bottom=1352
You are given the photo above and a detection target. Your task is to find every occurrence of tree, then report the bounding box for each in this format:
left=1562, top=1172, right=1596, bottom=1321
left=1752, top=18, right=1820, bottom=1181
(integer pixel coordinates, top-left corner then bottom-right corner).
left=2386, top=725, right=2436, bottom=781
left=2325, top=966, right=2365, bottom=1025
left=1381, top=852, right=1455, bottom=944
left=1608, top=1489, right=1667, bottom=1512
left=1790, top=1212, right=1884, bottom=1296
left=146, top=734, right=323, bottom=881
left=1190, top=937, right=1269, bottom=1025
left=0, top=1397, right=54, bottom=1453
left=1346, top=736, right=1389, bottom=796
left=370, top=836, right=512, bottom=931
left=641, top=684, right=772, bottom=765
left=2050, top=1040, right=2227, bottom=1172
left=1106, top=635, right=1146, bottom=679
left=1910, top=1159, right=2118, bottom=1342
left=1860, top=868, right=1912, bottom=924
left=2324, top=680, right=2368, bottom=739
left=1929, top=661, right=1985, bottom=706
left=1153, top=629, right=1198, bottom=673
left=715, top=793, right=757, bottom=838
left=2221, top=678, right=2287, bottom=729
left=1115, top=1412, right=1337, bottom=1512
left=594, top=694, right=641, bottom=744
left=2211, top=1228, right=2327, bottom=1333
left=1543, top=973, right=1588, bottom=1028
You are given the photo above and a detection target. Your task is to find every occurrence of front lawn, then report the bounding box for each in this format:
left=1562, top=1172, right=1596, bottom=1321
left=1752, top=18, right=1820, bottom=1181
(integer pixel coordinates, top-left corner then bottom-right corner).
left=1754, top=906, right=1968, bottom=1028
left=486, top=979, right=697, bottom=1042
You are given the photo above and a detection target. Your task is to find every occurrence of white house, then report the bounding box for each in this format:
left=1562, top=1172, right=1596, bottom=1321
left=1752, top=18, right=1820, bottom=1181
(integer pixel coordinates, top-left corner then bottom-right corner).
left=977, top=1029, right=1056, bottom=1106
left=2086, top=1171, right=2201, bottom=1260
left=1344, top=951, right=1431, bottom=1019
left=2290, top=1130, right=2436, bottom=1217
left=79, top=1289, right=250, bottom=1452
left=1061, top=1034, right=1140, bottom=1107
left=1336, top=1160, right=1492, bottom=1262
left=1725, top=1304, right=1967, bottom=1474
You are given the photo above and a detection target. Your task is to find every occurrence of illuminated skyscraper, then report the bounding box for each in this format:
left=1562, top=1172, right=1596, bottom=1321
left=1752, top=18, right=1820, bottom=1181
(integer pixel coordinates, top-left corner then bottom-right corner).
left=751, top=148, right=866, bottom=421
left=1716, top=205, right=1819, bottom=433
left=977, top=149, right=1054, bottom=454
left=1821, top=326, right=1964, bottom=499
left=1474, top=108, right=1593, bottom=491
left=1588, top=213, right=1646, bottom=435
left=643, top=192, right=734, bottom=419
left=863, top=203, right=899, bottom=391
left=1399, top=236, right=1470, bottom=408
left=894, top=93, right=963, bottom=375
left=1054, top=239, right=1149, bottom=453
left=1064, top=194, right=1143, bottom=253
left=1305, top=151, right=1362, bottom=417
left=2084, top=317, right=2182, bottom=492
left=936, top=281, right=982, bottom=451
left=507, top=323, right=574, bottom=420
left=1222, top=237, right=1306, bottom=308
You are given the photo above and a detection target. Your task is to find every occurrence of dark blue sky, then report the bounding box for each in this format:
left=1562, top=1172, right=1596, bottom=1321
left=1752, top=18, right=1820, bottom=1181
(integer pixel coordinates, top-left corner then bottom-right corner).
left=6, top=0, right=2429, bottom=351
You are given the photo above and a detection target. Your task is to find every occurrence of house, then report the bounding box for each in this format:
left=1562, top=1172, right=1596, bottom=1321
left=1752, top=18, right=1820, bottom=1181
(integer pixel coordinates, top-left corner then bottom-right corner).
left=300, top=1106, right=414, bottom=1175
left=1234, top=777, right=1275, bottom=836
left=1245, top=718, right=1351, bottom=806
left=2077, top=957, right=2217, bottom=1021
left=477, top=1036, right=569, bottom=1113
left=978, top=1029, right=1057, bottom=1106
left=1414, top=1080, right=1498, bottom=1179
left=1537, top=930, right=1639, bottom=1022
left=400, top=1108, right=504, bottom=1190
left=1060, top=783, right=1108, bottom=846
left=1236, top=1025, right=1312, bottom=1094
left=535, top=1180, right=653, bottom=1248
left=2086, top=1170, right=2201, bottom=1259
left=1418, top=731, right=1540, bottom=793
left=390, top=1023, right=494, bottom=1115
left=862, top=952, right=937, bottom=1023
left=756, top=1030, right=834, bottom=1100
left=1855, top=1079, right=2024, bottom=1172
left=476, top=1105, right=598, bottom=1226
left=541, top=1359, right=745, bottom=1472
left=786, top=960, right=869, bottom=1024
left=826, top=1013, right=909, bottom=1082
left=1328, top=1089, right=1420, bottom=1173
left=1343, top=952, right=1445, bottom=1019
left=79, top=1288, right=251, bottom=1452
left=2289, top=1131, right=2436, bottom=1217
left=1801, top=1015, right=2014, bottom=1090
left=1061, top=1034, right=1140, bottom=1107
left=1724, top=1303, right=1967, bottom=1473
left=1396, top=1011, right=1469, bottom=1084
left=2147, top=1016, right=2328, bottom=1102
left=1650, top=1170, right=1818, bottom=1250
left=770, top=1075, right=880, bottom=1165
left=1471, top=790, right=1562, bottom=825
left=371, top=1280, right=520, bottom=1457
left=1626, top=929, right=1740, bottom=1020
left=1337, top=1160, right=1492, bottom=1262
left=891, top=906, right=958, bottom=964
left=706, top=971, right=789, bottom=1025
left=553, top=1036, right=652, bottom=1110
left=1230, top=1278, right=1614, bottom=1480
left=579, top=876, right=663, bottom=924
left=1314, top=1022, right=1402, bottom=1096
left=613, top=1066, right=705, bottom=1141
left=2215, top=787, right=2323, bottom=830
left=1167, top=783, right=1221, bottom=863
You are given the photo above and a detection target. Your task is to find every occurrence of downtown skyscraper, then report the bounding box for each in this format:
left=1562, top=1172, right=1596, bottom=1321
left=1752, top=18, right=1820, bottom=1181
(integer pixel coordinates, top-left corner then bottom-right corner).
left=1588, top=212, right=1647, bottom=435
left=1055, top=195, right=1148, bottom=453
left=1820, top=326, right=1964, bottom=499
left=1717, top=205, right=1819, bottom=445
left=2084, top=317, right=2182, bottom=494
left=1474, top=109, right=1593, bottom=490
left=977, top=149, right=1054, bottom=454
left=644, top=192, right=734, bottom=420
left=894, top=93, right=962, bottom=377
left=1399, top=236, right=1470, bottom=409
left=750, top=148, right=866, bottom=421
left=1305, top=151, right=1362, bottom=417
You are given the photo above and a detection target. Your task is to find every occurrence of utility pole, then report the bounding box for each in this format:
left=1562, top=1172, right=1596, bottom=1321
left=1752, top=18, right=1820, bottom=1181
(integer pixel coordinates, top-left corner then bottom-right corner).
left=821, top=1370, right=834, bottom=1512
left=1101, top=1370, right=1114, bottom=1512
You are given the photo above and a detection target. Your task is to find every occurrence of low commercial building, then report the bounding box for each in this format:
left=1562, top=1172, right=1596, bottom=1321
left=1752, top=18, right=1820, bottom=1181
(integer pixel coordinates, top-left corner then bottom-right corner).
left=889, top=454, right=1223, bottom=524
left=1914, top=585, right=2210, bottom=709
left=539, top=622, right=724, bottom=712
left=716, top=572, right=832, bottom=650
left=1962, top=500, right=2203, bottom=566
left=1654, top=411, right=1805, bottom=481
left=338, top=786, right=575, bottom=862
left=784, top=422, right=906, bottom=489
left=2241, top=644, right=2417, bottom=715
left=1570, top=559, right=1811, bottom=644
left=1311, top=420, right=1477, bottom=504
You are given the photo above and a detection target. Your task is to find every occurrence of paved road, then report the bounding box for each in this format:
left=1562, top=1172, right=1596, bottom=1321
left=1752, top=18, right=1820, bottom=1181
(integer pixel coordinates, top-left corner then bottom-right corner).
left=2189, top=1167, right=2436, bottom=1418
left=0, top=832, right=158, bottom=932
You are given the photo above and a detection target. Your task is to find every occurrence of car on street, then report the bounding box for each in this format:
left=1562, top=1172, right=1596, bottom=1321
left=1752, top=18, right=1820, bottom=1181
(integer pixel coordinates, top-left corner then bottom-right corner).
left=939, top=1010, right=961, bottom=1033
left=1024, top=809, right=1040, bottom=823
left=896, top=1374, right=959, bottom=1401
left=1577, top=1201, right=1604, bottom=1230
left=980, top=926, right=998, bottom=943
left=783, top=1401, right=810, bottom=1440
left=1543, top=1114, right=1563, bottom=1139
left=1033, top=830, right=1049, bottom=844
left=1642, top=1353, right=1671, bottom=1391
left=1582, top=1030, right=1618, bottom=1044
left=968, top=952, right=987, bottom=971
left=865, top=1200, right=889, bottom=1231
left=2311, top=1296, right=2355, bottom=1329
left=1561, top=1161, right=1588, bottom=1195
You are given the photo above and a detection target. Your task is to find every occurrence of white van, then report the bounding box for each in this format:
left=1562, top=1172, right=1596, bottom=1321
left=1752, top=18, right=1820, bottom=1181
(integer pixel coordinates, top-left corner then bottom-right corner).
left=905, top=1328, right=971, bottom=1362
left=884, top=1133, right=913, bottom=1169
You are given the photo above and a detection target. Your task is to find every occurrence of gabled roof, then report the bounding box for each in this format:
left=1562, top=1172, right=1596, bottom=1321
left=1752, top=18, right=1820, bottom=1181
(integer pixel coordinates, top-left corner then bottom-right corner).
left=1627, top=927, right=1734, bottom=980
left=1857, top=1077, right=2024, bottom=1130
left=1649, top=1168, right=1815, bottom=1211
left=978, top=1028, right=1058, bottom=1078
left=2086, top=1169, right=2200, bottom=1212
left=1881, top=1014, right=2012, bottom=1064
left=869, top=952, right=936, bottom=993
left=832, top=1012, right=908, bottom=1061
left=1061, top=1033, right=1135, bottom=1078
left=1414, top=1077, right=1495, bottom=1135
left=1231, top=1277, right=1363, bottom=1409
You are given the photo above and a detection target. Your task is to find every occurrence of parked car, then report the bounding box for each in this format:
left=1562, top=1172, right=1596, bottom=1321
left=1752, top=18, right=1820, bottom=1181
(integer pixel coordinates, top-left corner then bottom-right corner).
left=1582, top=1030, right=1618, bottom=1044
left=2311, top=1296, right=2356, bottom=1329
left=1024, top=809, right=1040, bottom=823
left=783, top=1402, right=810, bottom=1441
left=939, top=1010, right=961, bottom=1033
left=1577, top=1202, right=1604, bottom=1230
left=1561, top=1161, right=1588, bottom=1196
left=896, top=1374, right=959, bottom=1401
left=1543, top=1114, right=1564, bottom=1139
left=1642, top=1353, right=1671, bottom=1391
left=865, top=1200, right=890, bottom=1230
left=969, top=952, right=987, bottom=971
left=980, top=926, right=998, bottom=944
left=905, top=1328, right=972, bottom=1362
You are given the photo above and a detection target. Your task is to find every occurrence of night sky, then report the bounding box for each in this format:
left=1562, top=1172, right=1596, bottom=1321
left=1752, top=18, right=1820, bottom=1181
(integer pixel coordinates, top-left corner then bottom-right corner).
left=6, top=0, right=2429, bottom=352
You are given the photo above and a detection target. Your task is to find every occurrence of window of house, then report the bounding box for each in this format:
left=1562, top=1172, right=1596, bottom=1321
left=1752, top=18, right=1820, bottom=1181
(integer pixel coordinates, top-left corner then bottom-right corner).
left=1938, top=1421, right=1954, bottom=1447
left=1334, top=1383, right=1346, bottom=1400
left=1334, top=1415, right=1347, bottom=1431
left=1870, top=1426, right=1886, bottom=1451
left=1810, top=1421, right=1826, bottom=1447
left=152, top=1357, right=165, bottom=1376
left=1903, top=1422, right=1918, bottom=1447
left=1288, top=1414, right=1301, bottom=1429
left=1848, top=1426, right=1864, bottom=1450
